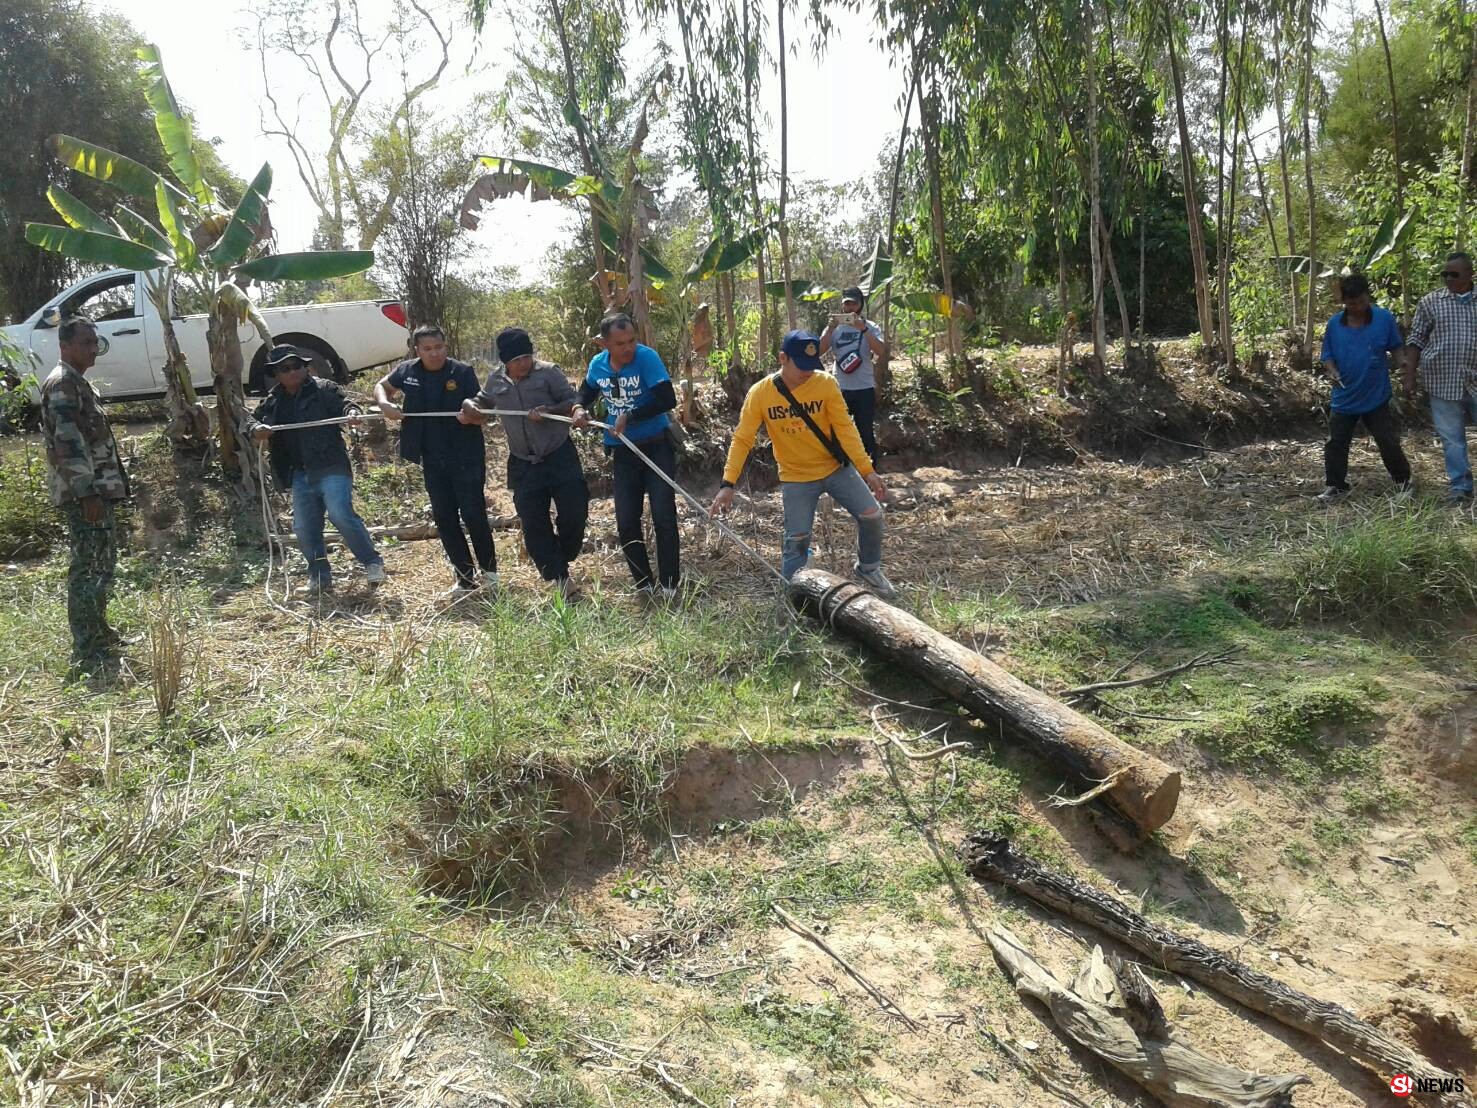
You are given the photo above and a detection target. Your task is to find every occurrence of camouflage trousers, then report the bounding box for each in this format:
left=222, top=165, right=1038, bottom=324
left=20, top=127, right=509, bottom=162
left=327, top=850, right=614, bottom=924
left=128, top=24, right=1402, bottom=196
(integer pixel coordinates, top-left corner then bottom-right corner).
left=64, top=498, right=118, bottom=665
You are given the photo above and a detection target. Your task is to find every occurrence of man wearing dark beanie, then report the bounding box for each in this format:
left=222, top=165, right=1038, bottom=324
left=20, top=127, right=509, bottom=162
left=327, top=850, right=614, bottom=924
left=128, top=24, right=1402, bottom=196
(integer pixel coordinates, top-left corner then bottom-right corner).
left=374, top=324, right=499, bottom=599
left=460, top=328, right=592, bottom=601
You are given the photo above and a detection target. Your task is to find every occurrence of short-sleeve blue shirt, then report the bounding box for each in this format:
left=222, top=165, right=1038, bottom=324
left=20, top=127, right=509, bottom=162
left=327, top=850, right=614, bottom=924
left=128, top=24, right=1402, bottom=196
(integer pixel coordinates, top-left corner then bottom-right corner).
left=1319, top=306, right=1403, bottom=415
left=584, top=344, right=672, bottom=446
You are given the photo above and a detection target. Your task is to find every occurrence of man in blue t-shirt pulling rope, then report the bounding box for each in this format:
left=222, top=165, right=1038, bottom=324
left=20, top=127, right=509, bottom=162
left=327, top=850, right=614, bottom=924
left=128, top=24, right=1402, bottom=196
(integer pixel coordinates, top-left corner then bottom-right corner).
left=1317, top=273, right=1412, bottom=502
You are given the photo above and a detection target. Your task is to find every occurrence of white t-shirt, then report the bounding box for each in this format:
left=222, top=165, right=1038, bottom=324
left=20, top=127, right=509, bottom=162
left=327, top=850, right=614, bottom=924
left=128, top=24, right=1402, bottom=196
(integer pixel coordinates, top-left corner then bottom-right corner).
left=831, top=320, right=884, bottom=390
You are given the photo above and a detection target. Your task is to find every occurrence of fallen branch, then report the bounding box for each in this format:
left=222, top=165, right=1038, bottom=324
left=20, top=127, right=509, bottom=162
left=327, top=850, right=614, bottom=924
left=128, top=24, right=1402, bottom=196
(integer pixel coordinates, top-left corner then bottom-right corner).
left=963, top=833, right=1471, bottom=1106
left=1048, top=769, right=1126, bottom=808
left=976, top=1019, right=1097, bottom=1107
left=1061, top=649, right=1240, bottom=701
left=576, top=1034, right=711, bottom=1107
left=986, top=925, right=1308, bottom=1107
left=771, top=903, right=921, bottom=1031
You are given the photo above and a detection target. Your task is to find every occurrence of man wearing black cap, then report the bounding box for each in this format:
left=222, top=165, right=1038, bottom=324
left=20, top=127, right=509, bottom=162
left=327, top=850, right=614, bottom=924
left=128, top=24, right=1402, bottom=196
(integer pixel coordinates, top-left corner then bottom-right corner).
left=819, top=286, right=887, bottom=466
left=710, top=329, right=896, bottom=596
left=247, top=345, right=385, bottom=596
left=375, top=325, right=498, bottom=598
left=459, top=328, right=592, bottom=601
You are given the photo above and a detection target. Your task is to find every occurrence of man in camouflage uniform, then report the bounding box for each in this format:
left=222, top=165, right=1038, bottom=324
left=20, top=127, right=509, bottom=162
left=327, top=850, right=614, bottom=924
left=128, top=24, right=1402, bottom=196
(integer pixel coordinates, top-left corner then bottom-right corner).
left=41, top=316, right=129, bottom=672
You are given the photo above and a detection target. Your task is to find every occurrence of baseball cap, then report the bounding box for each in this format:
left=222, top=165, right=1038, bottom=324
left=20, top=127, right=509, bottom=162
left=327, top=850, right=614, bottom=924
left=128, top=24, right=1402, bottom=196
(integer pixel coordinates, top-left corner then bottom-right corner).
left=781, top=330, right=824, bottom=371
left=264, top=344, right=307, bottom=368
left=841, top=285, right=864, bottom=305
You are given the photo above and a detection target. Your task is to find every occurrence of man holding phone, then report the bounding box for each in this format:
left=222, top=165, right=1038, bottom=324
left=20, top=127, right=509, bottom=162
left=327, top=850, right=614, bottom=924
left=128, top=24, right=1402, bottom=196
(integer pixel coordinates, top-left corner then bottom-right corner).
left=820, top=285, right=886, bottom=466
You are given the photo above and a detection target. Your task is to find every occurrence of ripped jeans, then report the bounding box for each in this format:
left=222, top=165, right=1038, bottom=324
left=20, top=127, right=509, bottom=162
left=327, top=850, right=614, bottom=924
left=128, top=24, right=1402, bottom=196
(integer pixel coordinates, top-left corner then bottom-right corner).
left=780, top=465, right=884, bottom=579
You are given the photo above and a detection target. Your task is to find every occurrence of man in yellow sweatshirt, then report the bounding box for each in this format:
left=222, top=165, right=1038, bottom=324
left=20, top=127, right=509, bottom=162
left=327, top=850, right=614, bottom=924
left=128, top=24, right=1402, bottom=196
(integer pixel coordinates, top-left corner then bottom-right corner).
left=710, top=329, right=896, bottom=596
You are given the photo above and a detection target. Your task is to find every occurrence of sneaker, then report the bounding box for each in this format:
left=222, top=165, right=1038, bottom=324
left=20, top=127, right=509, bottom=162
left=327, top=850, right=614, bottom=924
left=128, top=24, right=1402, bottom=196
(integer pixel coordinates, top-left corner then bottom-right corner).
left=1391, top=480, right=1414, bottom=503
left=660, top=585, right=679, bottom=601
left=365, top=562, right=387, bottom=586
left=853, top=564, right=898, bottom=599
left=1446, top=490, right=1474, bottom=507
left=556, top=577, right=584, bottom=602
left=441, top=580, right=478, bottom=601
left=481, top=571, right=500, bottom=595
left=294, top=578, right=331, bottom=598
left=1316, top=485, right=1348, bottom=503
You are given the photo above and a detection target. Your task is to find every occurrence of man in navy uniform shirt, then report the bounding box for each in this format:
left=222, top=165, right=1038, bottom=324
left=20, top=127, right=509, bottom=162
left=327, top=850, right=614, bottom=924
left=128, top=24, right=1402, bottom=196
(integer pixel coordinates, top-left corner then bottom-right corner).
left=375, top=325, right=498, bottom=597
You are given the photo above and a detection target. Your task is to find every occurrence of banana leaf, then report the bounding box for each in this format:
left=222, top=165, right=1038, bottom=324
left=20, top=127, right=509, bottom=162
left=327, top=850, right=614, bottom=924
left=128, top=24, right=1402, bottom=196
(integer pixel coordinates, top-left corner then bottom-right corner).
left=858, top=238, right=894, bottom=297
left=684, top=223, right=775, bottom=289
left=593, top=219, right=675, bottom=284
left=1364, top=205, right=1420, bottom=270
left=49, top=134, right=188, bottom=205
left=25, top=223, right=171, bottom=271
left=136, top=44, right=214, bottom=209
left=208, top=163, right=273, bottom=267
left=155, top=180, right=195, bottom=270
left=891, top=291, right=974, bottom=320
left=114, top=205, right=174, bottom=256
left=764, top=279, right=838, bottom=301
left=46, top=185, right=120, bottom=236
left=234, top=250, right=374, bottom=282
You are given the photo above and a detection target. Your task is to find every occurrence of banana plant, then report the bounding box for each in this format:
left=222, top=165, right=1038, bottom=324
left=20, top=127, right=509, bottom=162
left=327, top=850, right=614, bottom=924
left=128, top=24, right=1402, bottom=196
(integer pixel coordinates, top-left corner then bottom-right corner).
left=25, top=45, right=372, bottom=509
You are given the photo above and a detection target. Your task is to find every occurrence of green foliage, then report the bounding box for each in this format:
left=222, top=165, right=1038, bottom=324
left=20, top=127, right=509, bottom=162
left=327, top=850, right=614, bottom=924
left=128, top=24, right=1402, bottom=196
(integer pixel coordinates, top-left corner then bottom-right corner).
left=22, top=224, right=169, bottom=271
left=0, top=448, right=59, bottom=558
left=724, top=991, right=878, bottom=1071
left=1289, top=503, right=1477, bottom=623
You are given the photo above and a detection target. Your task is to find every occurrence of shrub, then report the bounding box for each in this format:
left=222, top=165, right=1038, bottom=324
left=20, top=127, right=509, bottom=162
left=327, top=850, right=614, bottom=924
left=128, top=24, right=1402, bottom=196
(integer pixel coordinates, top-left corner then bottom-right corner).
left=0, top=447, right=60, bottom=559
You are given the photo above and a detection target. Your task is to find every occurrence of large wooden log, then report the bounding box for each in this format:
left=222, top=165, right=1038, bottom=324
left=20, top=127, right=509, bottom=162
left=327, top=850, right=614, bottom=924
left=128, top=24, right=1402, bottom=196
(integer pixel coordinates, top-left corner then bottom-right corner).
left=786, top=570, right=1181, bottom=835
left=963, top=833, right=1472, bottom=1106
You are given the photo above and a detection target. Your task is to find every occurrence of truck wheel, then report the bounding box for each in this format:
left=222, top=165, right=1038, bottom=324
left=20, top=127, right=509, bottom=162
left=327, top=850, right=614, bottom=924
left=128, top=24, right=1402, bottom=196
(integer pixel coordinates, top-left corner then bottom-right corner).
left=248, top=336, right=346, bottom=394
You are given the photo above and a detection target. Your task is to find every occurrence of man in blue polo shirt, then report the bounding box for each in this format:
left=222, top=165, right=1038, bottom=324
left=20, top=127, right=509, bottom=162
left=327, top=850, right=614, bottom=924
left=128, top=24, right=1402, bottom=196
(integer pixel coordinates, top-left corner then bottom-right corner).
left=579, top=313, right=680, bottom=596
left=1317, top=273, right=1412, bottom=501
left=374, top=324, right=498, bottom=596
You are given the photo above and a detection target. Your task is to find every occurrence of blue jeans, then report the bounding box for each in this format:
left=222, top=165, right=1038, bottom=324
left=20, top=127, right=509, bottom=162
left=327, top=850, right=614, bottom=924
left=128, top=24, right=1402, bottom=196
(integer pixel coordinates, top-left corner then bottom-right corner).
left=1429, top=393, right=1477, bottom=496
left=780, top=466, right=883, bottom=579
left=291, top=469, right=382, bottom=584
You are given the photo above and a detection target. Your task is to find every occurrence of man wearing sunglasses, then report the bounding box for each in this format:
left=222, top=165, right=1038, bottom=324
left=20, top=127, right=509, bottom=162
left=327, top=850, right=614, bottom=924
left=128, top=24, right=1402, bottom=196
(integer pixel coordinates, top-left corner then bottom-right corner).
left=247, top=345, right=385, bottom=596
left=1405, top=252, right=1477, bottom=504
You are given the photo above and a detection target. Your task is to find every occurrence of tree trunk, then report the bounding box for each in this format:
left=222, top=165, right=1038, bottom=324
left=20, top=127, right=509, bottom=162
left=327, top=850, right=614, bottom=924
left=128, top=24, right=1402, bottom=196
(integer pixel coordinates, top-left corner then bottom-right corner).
left=1211, top=0, right=1234, bottom=365
left=1301, top=0, right=1318, bottom=359
left=1220, top=14, right=1251, bottom=374
left=883, top=64, right=920, bottom=352
left=143, top=271, right=209, bottom=450
left=1166, top=15, right=1215, bottom=347
left=1273, top=34, right=1301, bottom=331
left=1459, top=0, right=1477, bottom=249
left=787, top=570, right=1183, bottom=836
left=741, top=0, right=770, bottom=371
left=1085, top=0, right=1108, bottom=366
left=776, top=0, right=797, bottom=330
left=1248, top=141, right=1285, bottom=269
left=964, top=834, right=1469, bottom=1105
left=1056, top=192, right=1071, bottom=394
left=1373, top=0, right=1410, bottom=318
left=1100, top=220, right=1134, bottom=352
left=1137, top=190, right=1147, bottom=340
left=548, top=0, right=616, bottom=311
left=206, top=292, right=266, bottom=518
left=918, top=68, right=962, bottom=363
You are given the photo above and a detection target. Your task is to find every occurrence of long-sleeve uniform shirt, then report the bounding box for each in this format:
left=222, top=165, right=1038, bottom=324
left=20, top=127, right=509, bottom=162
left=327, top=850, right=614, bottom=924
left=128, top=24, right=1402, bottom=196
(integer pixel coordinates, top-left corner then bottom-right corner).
left=1408, top=287, right=1477, bottom=401
left=722, top=371, right=875, bottom=485
left=40, top=362, right=129, bottom=506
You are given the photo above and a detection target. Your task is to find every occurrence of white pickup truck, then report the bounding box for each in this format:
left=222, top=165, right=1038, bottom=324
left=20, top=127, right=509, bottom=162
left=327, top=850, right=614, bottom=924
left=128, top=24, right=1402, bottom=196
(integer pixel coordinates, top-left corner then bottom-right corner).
left=3, top=268, right=411, bottom=400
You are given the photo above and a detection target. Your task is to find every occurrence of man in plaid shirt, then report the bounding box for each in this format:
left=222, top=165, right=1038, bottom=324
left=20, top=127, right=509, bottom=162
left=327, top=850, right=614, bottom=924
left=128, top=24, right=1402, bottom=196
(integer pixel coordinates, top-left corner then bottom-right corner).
left=1405, top=251, right=1477, bottom=504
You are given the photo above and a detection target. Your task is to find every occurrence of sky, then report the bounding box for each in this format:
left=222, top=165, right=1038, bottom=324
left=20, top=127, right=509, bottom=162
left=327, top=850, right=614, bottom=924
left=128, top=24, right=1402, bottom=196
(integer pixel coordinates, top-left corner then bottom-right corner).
left=99, top=0, right=913, bottom=283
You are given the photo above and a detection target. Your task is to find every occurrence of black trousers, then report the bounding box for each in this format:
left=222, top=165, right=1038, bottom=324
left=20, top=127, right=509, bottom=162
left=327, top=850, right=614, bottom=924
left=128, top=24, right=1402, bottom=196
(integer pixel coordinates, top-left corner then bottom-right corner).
left=508, top=439, right=590, bottom=582
left=1324, top=401, right=1411, bottom=490
left=423, top=457, right=496, bottom=583
left=842, top=386, right=878, bottom=465
left=612, top=437, right=680, bottom=588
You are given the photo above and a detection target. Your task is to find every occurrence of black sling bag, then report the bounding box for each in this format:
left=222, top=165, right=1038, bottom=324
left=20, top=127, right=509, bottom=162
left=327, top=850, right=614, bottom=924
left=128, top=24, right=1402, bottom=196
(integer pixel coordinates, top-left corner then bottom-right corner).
left=770, top=373, right=851, bottom=469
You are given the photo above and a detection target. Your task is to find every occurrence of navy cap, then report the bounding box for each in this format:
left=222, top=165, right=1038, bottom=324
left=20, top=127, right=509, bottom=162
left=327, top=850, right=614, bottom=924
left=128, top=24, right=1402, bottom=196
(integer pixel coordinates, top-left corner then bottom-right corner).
left=781, top=330, right=824, bottom=371
left=264, top=344, right=307, bottom=368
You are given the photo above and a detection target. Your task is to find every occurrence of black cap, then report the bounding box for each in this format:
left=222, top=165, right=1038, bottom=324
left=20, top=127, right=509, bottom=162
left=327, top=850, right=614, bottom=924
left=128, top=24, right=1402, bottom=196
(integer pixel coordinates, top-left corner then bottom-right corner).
left=264, top=344, right=307, bottom=368
left=496, top=327, right=533, bottom=364
left=841, top=286, right=865, bottom=305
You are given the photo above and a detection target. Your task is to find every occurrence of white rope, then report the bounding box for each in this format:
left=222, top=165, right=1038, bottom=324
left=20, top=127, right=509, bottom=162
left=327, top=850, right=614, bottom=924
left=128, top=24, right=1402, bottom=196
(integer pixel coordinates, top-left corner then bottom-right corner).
left=255, top=406, right=789, bottom=600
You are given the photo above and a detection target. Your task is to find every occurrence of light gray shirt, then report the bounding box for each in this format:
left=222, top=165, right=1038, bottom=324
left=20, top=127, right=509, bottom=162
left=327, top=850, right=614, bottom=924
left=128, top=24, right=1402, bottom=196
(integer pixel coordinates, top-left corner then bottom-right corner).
left=476, top=361, right=578, bottom=462
left=831, top=321, right=884, bottom=390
